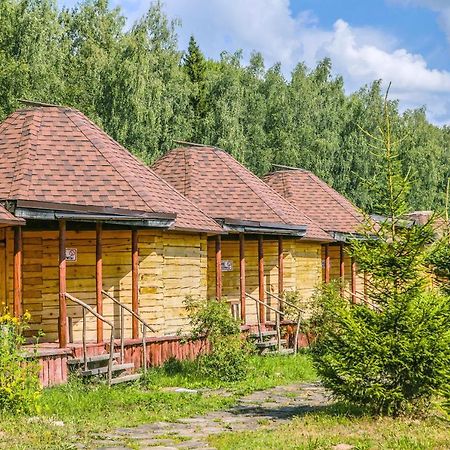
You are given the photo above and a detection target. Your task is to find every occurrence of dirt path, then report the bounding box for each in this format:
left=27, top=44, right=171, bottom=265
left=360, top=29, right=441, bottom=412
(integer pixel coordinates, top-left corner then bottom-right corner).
left=93, top=382, right=330, bottom=450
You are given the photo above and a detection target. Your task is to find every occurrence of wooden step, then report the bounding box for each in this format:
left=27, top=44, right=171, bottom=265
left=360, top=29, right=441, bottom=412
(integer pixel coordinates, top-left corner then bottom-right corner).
left=249, top=330, right=277, bottom=339
left=255, top=339, right=287, bottom=349
left=80, top=363, right=134, bottom=377
left=110, top=373, right=142, bottom=385
left=68, top=353, right=120, bottom=365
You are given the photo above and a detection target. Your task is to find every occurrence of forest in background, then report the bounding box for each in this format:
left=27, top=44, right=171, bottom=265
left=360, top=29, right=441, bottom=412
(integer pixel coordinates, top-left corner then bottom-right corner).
left=1, top=0, right=449, bottom=213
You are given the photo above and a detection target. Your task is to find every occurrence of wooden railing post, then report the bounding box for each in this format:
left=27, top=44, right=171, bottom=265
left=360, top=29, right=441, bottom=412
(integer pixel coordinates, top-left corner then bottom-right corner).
left=258, top=235, right=265, bottom=324
left=339, top=242, right=345, bottom=295
left=215, top=235, right=222, bottom=300
left=13, top=226, right=23, bottom=318
left=132, top=229, right=139, bottom=339
left=59, top=220, right=68, bottom=348
left=278, top=236, right=284, bottom=311
left=239, top=233, right=246, bottom=323
left=351, top=257, right=357, bottom=303
left=96, top=222, right=103, bottom=343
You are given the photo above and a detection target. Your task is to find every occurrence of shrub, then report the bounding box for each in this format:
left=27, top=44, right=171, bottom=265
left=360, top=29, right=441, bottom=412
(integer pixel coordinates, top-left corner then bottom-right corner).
left=184, top=297, right=252, bottom=382
left=310, top=92, right=450, bottom=416
left=311, top=284, right=450, bottom=416
left=0, top=311, right=41, bottom=414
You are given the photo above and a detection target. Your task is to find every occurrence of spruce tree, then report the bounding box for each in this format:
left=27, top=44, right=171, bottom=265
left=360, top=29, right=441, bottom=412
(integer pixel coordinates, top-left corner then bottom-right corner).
left=310, top=91, right=450, bottom=416
left=183, top=35, right=207, bottom=141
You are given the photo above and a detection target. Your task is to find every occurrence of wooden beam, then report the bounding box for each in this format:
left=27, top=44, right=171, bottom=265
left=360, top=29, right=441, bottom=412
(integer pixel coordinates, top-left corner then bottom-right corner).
left=13, top=226, right=23, bottom=318
left=364, top=271, right=368, bottom=301
left=131, top=229, right=139, bottom=339
left=215, top=235, right=222, bottom=299
left=324, top=243, right=330, bottom=283
left=278, top=236, right=284, bottom=311
left=351, top=257, right=357, bottom=303
left=239, top=233, right=246, bottom=323
left=96, top=222, right=103, bottom=343
left=340, top=242, right=345, bottom=295
left=258, top=235, right=265, bottom=324
left=58, top=220, right=67, bottom=348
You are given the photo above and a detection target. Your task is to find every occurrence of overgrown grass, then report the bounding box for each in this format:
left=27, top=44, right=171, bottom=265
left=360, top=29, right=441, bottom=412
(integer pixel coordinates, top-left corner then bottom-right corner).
left=0, top=353, right=315, bottom=449
left=209, top=403, right=450, bottom=450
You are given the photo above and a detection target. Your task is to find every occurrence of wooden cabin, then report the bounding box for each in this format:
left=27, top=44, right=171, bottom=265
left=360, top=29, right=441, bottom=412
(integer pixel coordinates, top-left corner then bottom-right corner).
left=152, top=145, right=332, bottom=328
left=0, top=103, right=222, bottom=385
left=264, top=167, right=366, bottom=298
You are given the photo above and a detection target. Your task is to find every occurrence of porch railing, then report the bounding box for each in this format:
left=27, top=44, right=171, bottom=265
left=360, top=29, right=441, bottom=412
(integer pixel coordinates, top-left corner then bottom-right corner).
left=102, top=290, right=156, bottom=374
left=245, top=293, right=283, bottom=351
left=65, top=293, right=115, bottom=385
left=265, top=290, right=305, bottom=354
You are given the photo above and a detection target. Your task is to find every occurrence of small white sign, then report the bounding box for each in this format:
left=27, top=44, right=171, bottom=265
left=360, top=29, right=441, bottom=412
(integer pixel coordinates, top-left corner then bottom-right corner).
left=65, top=248, right=77, bottom=262
left=221, top=260, right=233, bottom=272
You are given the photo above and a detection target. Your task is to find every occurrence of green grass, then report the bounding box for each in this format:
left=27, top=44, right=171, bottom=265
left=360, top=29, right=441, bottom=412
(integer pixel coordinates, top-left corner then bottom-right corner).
left=0, top=353, right=315, bottom=449
left=209, top=403, right=450, bottom=450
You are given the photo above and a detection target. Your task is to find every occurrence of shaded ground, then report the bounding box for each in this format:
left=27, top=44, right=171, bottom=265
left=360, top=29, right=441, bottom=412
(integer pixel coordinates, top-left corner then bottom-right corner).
left=92, top=382, right=330, bottom=449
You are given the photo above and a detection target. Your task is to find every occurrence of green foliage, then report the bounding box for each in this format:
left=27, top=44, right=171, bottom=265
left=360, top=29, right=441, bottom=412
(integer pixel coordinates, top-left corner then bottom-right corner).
left=0, top=311, right=41, bottom=414
left=184, top=297, right=252, bottom=382
left=0, top=0, right=448, bottom=212
left=310, top=97, right=450, bottom=416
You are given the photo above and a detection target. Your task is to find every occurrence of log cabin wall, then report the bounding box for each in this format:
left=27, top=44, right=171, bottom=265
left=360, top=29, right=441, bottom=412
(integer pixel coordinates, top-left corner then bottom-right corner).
left=3, top=227, right=208, bottom=343
left=207, top=238, right=323, bottom=324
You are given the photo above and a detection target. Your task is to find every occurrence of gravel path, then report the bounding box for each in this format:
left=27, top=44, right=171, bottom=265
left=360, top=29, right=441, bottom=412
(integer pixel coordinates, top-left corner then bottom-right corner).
left=93, top=382, right=330, bottom=450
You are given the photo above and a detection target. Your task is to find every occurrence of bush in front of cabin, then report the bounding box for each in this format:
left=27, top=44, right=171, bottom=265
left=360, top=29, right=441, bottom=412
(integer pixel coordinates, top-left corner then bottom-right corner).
left=185, top=297, right=252, bottom=382
left=310, top=91, right=450, bottom=417
left=0, top=311, right=41, bottom=414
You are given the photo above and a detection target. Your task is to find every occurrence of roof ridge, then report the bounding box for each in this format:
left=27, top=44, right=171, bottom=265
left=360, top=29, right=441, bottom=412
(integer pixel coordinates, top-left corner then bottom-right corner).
left=64, top=110, right=156, bottom=214
left=9, top=108, right=43, bottom=199
left=305, top=172, right=363, bottom=223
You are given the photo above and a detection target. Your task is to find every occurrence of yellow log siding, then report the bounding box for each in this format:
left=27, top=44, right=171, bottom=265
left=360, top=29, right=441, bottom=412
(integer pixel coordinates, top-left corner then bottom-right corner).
left=2, top=228, right=208, bottom=342
left=207, top=238, right=323, bottom=324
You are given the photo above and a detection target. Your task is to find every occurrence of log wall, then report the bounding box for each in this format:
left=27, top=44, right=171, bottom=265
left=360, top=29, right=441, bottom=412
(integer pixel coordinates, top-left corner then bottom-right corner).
left=2, top=228, right=208, bottom=342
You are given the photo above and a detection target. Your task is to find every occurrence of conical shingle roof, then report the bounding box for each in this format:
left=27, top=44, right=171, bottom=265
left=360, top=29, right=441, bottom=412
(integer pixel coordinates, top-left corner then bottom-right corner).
left=152, top=146, right=330, bottom=240
left=264, top=169, right=364, bottom=235
left=0, top=106, right=221, bottom=233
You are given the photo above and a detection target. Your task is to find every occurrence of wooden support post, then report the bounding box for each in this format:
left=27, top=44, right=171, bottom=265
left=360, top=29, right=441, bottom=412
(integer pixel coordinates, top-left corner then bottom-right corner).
left=278, top=236, right=284, bottom=311
left=215, top=235, right=222, bottom=300
left=239, top=233, right=246, bottom=323
left=258, top=235, right=265, bottom=324
left=351, top=257, right=357, bottom=303
left=58, top=220, right=67, bottom=348
left=339, top=242, right=345, bottom=295
left=364, top=271, right=368, bottom=300
left=96, top=222, right=103, bottom=343
left=132, top=229, right=139, bottom=339
left=13, top=226, right=23, bottom=318
left=324, top=243, right=330, bottom=283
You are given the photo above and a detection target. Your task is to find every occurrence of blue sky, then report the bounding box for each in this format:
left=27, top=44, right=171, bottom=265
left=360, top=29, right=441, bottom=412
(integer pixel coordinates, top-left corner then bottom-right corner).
left=59, top=0, right=450, bottom=125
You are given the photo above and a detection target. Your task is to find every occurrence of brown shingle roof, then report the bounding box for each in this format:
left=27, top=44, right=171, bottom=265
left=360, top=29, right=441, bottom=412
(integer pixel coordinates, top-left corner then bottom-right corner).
left=0, top=107, right=221, bottom=233
left=263, top=169, right=364, bottom=235
left=0, top=205, right=24, bottom=227
left=152, top=146, right=330, bottom=241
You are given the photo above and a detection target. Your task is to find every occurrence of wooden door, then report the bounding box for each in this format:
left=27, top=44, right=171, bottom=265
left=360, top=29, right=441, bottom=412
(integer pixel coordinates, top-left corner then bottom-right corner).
left=0, top=230, right=6, bottom=311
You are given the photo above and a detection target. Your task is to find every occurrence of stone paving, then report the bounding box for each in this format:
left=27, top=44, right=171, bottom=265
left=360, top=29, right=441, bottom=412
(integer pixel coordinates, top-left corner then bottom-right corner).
left=93, top=382, right=330, bottom=450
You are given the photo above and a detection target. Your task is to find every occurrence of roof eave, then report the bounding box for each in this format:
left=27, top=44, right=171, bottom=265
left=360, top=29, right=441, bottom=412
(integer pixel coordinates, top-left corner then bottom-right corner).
left=218, top=217, right=307, bottom=237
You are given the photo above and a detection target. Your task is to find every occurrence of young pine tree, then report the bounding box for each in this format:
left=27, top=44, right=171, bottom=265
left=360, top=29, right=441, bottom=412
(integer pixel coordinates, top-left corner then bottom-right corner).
left=310, top=89, right=450, bottom=416
left=183, top=35, right=207, bottom=141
